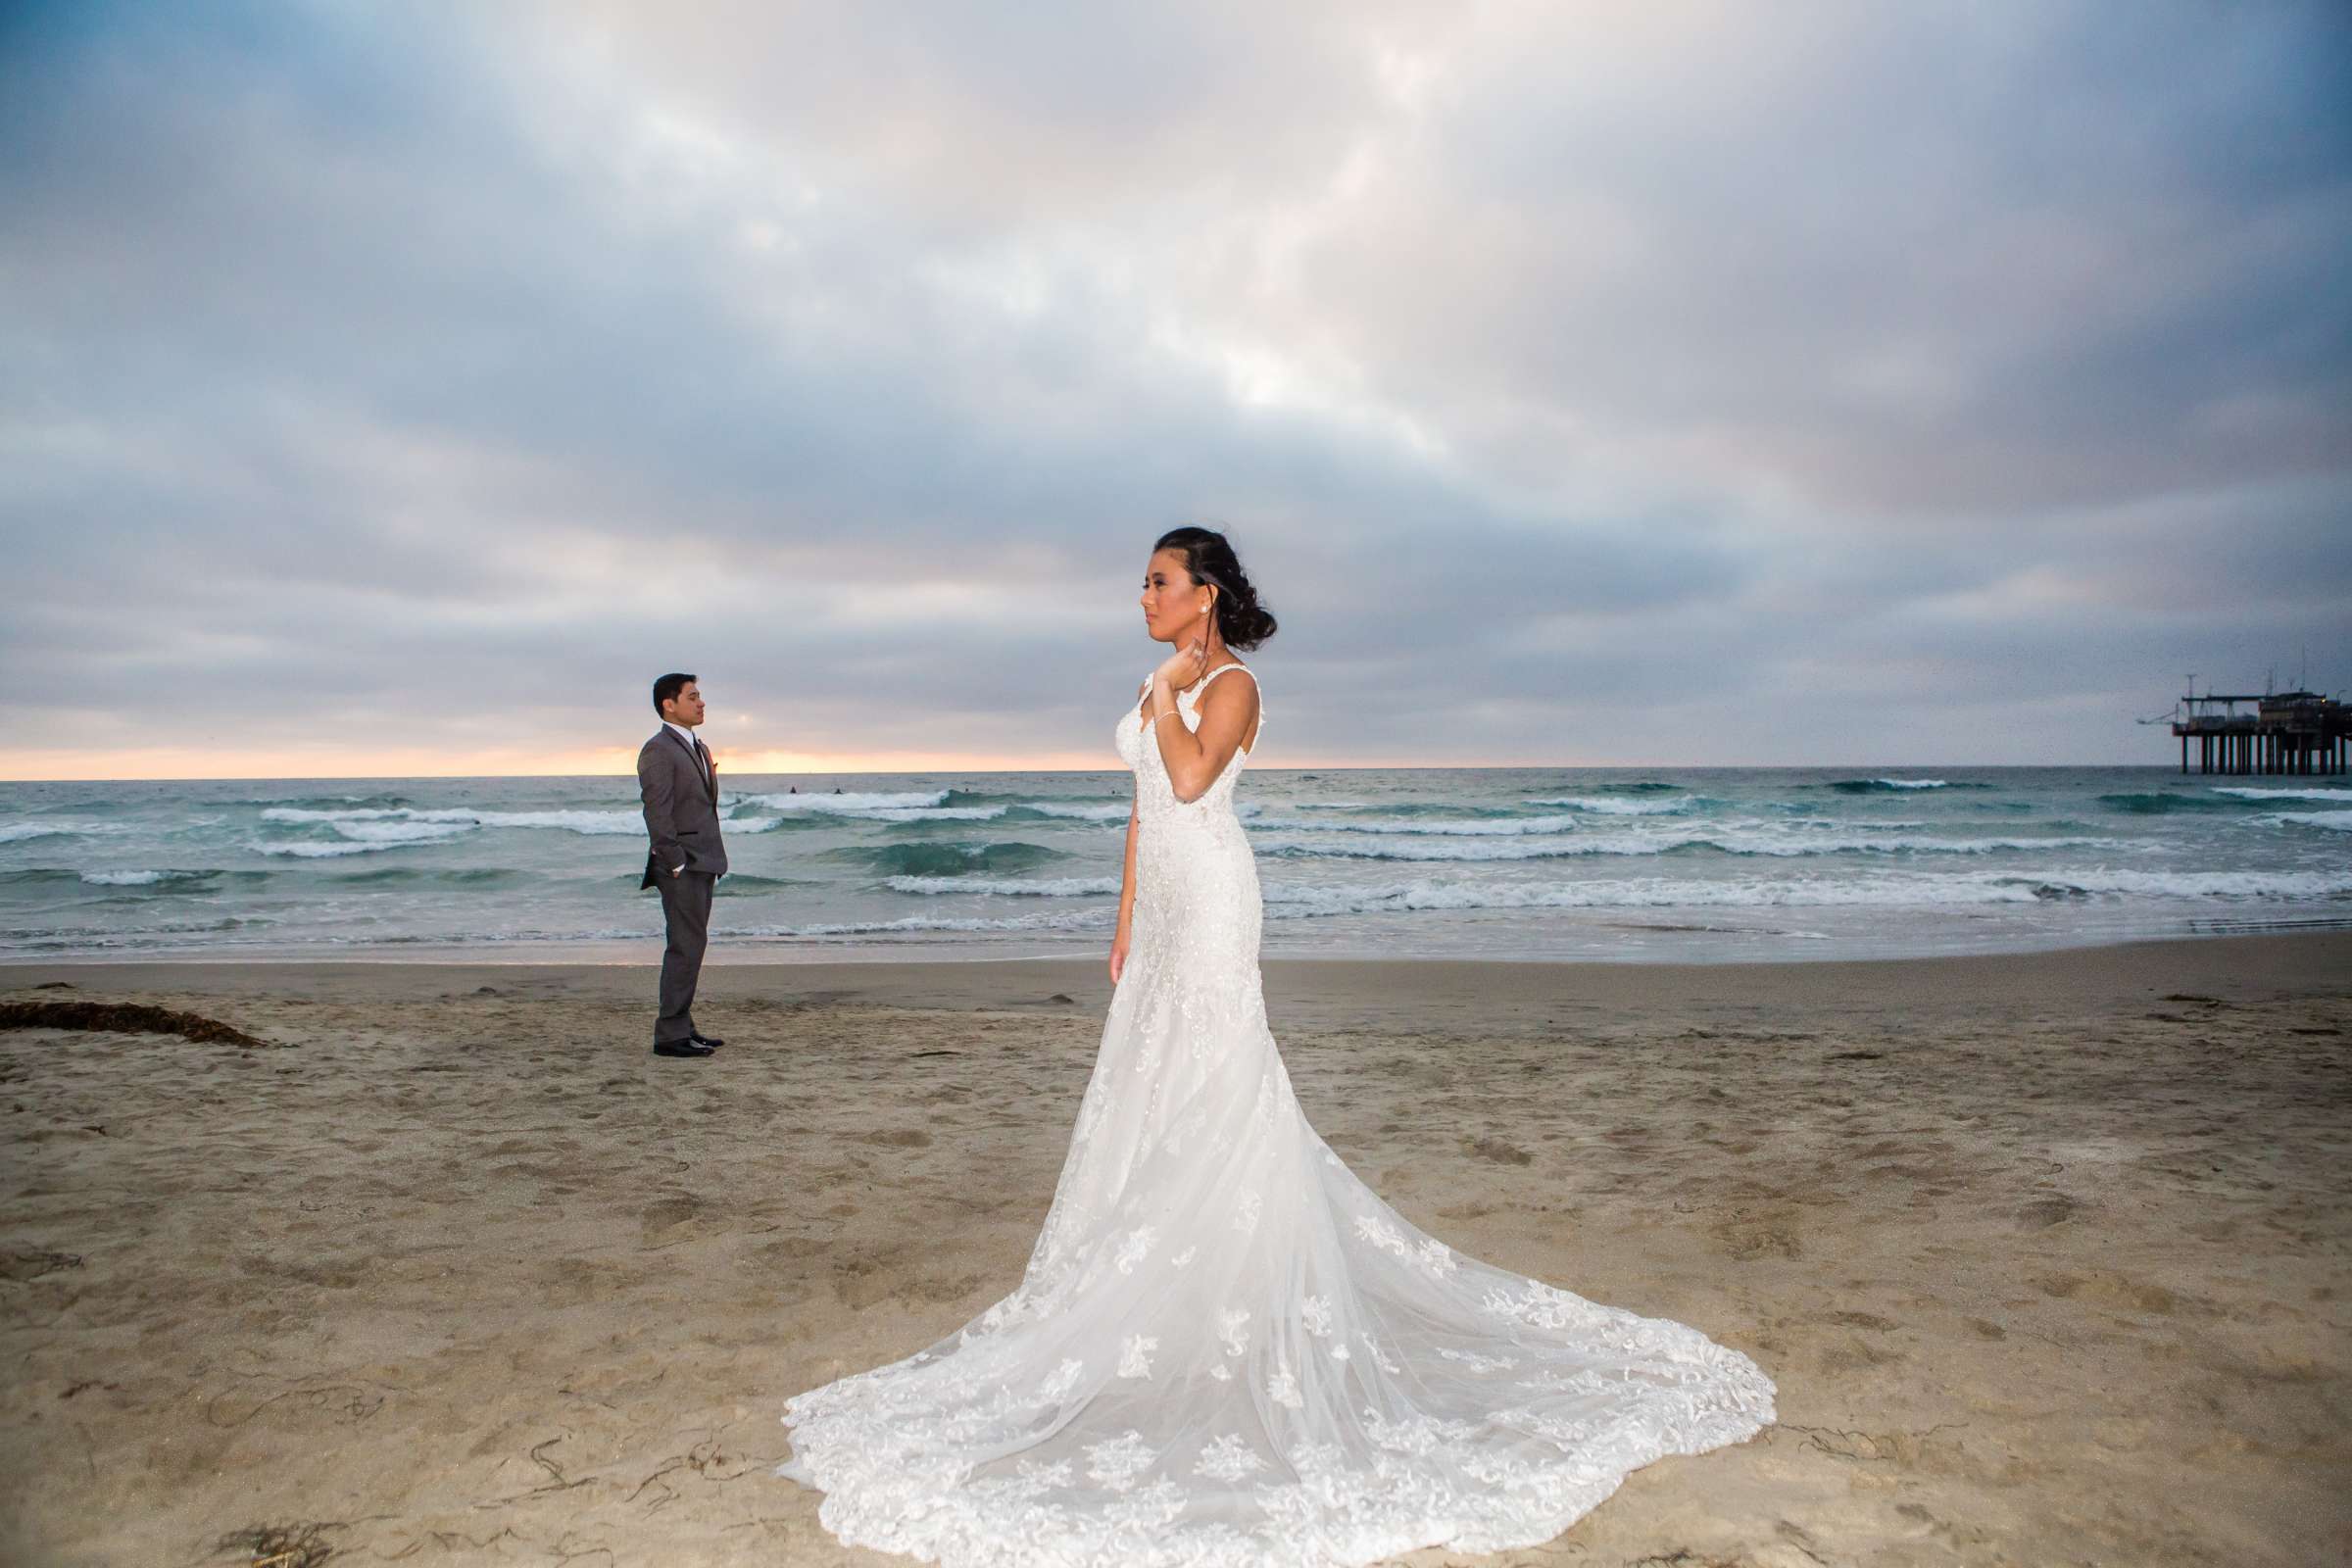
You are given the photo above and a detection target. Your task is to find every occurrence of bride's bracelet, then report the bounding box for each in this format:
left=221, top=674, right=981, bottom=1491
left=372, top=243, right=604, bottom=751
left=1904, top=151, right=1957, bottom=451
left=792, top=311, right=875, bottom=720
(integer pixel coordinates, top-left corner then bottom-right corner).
left=1152, top=711, right=1183, bottom=725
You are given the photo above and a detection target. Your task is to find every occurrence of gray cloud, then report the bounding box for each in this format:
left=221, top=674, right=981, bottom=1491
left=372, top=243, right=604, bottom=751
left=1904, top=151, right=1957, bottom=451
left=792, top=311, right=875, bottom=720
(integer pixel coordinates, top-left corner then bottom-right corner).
left=1, top=0, right=2346, bottom=772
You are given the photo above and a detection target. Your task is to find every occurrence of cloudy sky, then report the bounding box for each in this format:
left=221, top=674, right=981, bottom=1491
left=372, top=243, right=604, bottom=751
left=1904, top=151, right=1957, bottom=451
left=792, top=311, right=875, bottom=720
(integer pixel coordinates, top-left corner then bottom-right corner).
left=3, top=1, right=2346, bottom=778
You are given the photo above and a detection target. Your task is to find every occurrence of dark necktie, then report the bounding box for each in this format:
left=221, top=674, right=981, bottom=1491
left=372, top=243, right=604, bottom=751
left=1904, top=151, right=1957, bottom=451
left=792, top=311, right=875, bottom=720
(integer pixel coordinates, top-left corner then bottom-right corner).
left=693, top=737, right=713, bottom=790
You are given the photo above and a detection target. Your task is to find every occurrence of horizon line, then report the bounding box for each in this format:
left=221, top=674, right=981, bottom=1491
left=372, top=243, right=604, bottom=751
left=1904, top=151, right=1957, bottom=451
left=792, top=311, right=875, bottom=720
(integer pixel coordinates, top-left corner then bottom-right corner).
left=2, top=760, right=2180, bottom=785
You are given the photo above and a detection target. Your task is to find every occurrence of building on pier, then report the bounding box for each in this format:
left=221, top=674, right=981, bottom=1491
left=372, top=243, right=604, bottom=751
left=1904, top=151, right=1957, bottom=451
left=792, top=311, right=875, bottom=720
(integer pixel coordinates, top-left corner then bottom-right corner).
left=2171, top=690, right=2348, bottom=775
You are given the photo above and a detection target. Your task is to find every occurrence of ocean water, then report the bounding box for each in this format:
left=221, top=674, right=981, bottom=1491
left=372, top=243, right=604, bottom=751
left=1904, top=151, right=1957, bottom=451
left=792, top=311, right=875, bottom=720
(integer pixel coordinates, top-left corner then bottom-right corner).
left=2, top=767, right=2347, bottom=964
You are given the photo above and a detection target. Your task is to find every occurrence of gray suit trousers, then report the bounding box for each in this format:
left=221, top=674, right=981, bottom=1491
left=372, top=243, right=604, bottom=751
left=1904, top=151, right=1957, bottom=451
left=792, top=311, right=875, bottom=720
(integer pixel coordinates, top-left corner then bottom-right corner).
left=655, top=869, right=716, bottom=1044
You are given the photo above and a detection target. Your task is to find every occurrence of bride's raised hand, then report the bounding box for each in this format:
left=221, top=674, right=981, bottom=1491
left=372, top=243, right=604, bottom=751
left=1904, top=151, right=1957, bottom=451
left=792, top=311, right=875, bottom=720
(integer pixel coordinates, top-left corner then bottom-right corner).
left=1153, top=633, right=1207, bottom=693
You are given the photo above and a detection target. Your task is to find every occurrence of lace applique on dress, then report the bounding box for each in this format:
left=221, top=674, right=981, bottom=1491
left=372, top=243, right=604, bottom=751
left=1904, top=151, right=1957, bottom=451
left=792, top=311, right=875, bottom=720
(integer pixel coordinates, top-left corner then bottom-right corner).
left=777, top=664, right=1775, bottom=1566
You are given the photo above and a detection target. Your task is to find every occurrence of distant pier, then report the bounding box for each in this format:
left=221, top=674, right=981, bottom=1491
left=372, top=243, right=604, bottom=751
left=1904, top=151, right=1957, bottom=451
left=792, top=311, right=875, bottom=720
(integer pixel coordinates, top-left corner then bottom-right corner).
left=2172, top=690, right=2348, bottom=775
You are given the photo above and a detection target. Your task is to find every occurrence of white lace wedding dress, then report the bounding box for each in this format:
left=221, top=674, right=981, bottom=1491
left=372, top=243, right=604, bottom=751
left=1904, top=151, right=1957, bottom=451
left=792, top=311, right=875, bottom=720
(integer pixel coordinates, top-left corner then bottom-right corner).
left=778, top=664, right=1775, bottom=1565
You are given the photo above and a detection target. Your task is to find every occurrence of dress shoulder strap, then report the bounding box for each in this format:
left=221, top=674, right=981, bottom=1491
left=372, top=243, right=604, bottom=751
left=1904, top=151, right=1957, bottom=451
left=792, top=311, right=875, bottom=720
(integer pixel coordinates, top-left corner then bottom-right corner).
left=1194, top=662, right=1259, bottom=699
left=1194, top=662, right=1264, bottom=732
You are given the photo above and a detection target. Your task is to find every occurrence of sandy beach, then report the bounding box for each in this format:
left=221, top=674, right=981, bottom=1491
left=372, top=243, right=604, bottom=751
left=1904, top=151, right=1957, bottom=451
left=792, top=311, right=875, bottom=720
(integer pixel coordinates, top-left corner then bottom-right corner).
left=3, top=934, right=2347, bottom=1566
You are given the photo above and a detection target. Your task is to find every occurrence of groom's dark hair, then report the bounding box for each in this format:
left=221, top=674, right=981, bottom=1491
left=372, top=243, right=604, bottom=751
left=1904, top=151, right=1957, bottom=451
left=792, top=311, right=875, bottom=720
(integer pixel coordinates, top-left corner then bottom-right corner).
left=652, top=672, right=697, bottom=714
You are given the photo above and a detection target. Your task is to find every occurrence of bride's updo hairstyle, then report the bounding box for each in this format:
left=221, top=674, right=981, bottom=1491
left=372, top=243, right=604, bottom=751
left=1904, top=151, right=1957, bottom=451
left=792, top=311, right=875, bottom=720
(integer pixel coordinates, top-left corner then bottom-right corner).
left=1154, top=526, right=1279, bottom=651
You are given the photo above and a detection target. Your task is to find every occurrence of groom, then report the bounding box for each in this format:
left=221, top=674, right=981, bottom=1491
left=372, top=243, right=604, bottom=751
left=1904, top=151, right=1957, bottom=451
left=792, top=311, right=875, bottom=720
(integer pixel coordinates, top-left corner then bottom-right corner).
left=639, top=672, right=728, bottom=1058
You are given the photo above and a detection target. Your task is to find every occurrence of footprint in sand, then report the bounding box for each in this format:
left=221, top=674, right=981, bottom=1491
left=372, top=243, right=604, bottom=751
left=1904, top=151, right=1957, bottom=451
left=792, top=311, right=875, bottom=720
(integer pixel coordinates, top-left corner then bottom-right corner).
left=640, top=1196, right=705, bottom=1241
left=2017, top=1194, right=2082, bottom=1229
left=2035, top=1270, right=2179, bottom=1315
left=1712, top=1206, right=1803, bottom=1260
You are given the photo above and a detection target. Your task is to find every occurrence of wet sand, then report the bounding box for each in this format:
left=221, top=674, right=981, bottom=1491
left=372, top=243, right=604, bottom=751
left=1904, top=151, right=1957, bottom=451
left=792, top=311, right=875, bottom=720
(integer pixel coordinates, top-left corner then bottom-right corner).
left=2, top=934, right=2347, bottom=1566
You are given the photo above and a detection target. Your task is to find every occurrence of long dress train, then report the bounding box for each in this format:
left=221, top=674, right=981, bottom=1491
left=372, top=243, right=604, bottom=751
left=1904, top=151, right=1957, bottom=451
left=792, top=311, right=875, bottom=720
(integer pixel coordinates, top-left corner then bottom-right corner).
left=777, top=664, right=1775, bottom=1565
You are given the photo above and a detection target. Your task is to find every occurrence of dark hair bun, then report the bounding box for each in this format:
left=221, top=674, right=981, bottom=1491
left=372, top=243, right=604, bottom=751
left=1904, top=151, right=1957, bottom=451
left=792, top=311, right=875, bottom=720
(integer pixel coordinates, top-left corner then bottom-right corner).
left=1152, top=525, right=1278, bottom=651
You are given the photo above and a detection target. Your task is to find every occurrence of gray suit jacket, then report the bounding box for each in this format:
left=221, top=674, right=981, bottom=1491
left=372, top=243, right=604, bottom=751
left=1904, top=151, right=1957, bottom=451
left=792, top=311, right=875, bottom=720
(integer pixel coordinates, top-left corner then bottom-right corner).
left=638, top=727, right=728, bottom=889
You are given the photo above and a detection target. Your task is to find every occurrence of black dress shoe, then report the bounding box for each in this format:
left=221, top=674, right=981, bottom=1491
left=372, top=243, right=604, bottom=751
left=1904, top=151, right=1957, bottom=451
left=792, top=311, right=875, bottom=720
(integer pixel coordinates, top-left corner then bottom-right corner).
left=653, top=1038, right=714, bottom=1058
left=690, top=1032, right=724, bottom=1050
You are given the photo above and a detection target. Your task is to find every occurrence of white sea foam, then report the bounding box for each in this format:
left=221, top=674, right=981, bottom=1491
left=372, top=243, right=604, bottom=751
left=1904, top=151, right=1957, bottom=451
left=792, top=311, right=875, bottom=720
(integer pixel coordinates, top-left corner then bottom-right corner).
left=1256, top=828, right=2125, bottom=862
left=2213, top=787, right=2352, bottom=803
left=249, top=839, right=409, bottom=858
left=736, top=791, right=954, bottom=813
left=1261, top=877, right=2040, bottom=915
left=734, top=909, right=1113, bottom=937
left=885, top=875, right=1122, bottom=898
left=248, top=818, right=476, bottom=857
left=262, top=806, right=641, bottom=835
left=328, top=820, right=478, bottom=845
left=1250, top=813, right=1588, bottom=838
left=0, top=820, right=120, bottom=845
left=732, top=792, right=1008, bottom=823
left=80, top=869, right=208, bottom=887
left=861, top=807, right=1011, bottom=822
left=265, top=804, right=808, bottom=836
left=1870, top=778, right=1950, bottom=789
left=2256, top=810, right=2352, bottom=833
left=2031, top=867, right=2352, bottom=898
left=1257, top=864, right=2352, bottom=917
left=1522, top=797, right=1690, bottom=815
left=1017, top=802, right=1132, bottom=822
left=456, top=809, right=640, bottom=834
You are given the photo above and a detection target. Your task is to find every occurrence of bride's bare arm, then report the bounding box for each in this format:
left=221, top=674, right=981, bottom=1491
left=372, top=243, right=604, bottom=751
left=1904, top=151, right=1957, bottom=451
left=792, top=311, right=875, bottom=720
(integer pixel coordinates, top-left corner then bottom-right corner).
left=1151, top=672, right=1258, bottom=804
left=1110, top=796, right=1139, bottom=982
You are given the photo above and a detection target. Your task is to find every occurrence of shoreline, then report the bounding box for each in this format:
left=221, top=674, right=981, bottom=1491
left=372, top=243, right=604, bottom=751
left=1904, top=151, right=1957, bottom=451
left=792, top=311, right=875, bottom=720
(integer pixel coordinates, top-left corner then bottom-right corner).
left=6, top=921, right=2349, bottom=976
left=4, top=927, right=2346, bottom=1005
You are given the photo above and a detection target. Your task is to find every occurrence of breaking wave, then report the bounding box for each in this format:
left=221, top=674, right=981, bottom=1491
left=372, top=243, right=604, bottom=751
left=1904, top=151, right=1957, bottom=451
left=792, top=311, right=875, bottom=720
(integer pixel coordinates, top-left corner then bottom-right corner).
left=885, top=875, right=1122, bottom=898
left=1826, top=778, right=1986, bottom=794
left=1522, top=797, right=1692, bottom=815
left=2211, top=787, right=2352, bottom=804
left=1250, top=813, right=1586, bottom=838
left=0, top=820, right=122, bottom=845
left=262, top=806, right=642, bottom=835
left=81, top=868, right=222, bottom=888
left=1255, top=830, right=2124, bottom=862
left=1255, top=865, right=2352, bottom=917
left=734, top=909, right=1114, bottom=937
left=2263, top=810, right=2352, bottom=833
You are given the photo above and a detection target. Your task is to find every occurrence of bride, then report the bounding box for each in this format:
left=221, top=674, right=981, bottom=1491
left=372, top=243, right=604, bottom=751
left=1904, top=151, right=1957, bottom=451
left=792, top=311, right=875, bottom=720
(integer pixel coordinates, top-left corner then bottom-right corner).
left=778, top=527, right=1775, bottom=1565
